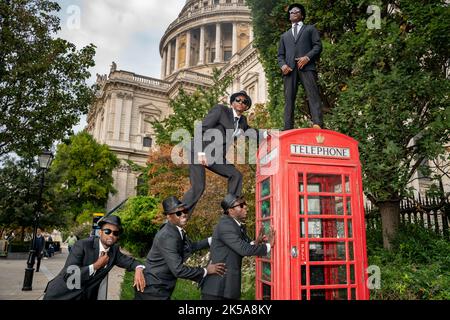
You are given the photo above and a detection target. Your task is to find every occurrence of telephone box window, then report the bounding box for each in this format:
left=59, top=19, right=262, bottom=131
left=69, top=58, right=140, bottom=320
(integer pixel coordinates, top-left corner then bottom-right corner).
left=309, top=265, right=347, bottom=285
left=261, top=178, right=270, bottom=197
left=346, top=198, right=352, bottom=215
left=310, top=289, right=348, bottom=300
left=307, top=174, right=342, bottom=193
left=301, top=218, right=346, bottom=238
left=262, top=262, right=271, bottom=282
left=262, top=283, right=271, bottom=300
left=347, top=220, right=353, bottom=238
left=261, top=200, right=271, bottom=218
left=350, top=265, right=355, bottom=284
left=349, top=242, right=354, bottom=260
left=309, top=242, right=346, bottom=261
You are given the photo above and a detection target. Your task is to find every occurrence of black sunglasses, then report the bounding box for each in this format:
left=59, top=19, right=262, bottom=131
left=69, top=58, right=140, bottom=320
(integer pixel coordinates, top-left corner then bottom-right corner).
left=234, top=97, right=249, bottom=106
left=231, top=202, right=247, bottom=209
left=102, top=228, right=120, bottom=236
left=170, top=209, right=189, bottom=217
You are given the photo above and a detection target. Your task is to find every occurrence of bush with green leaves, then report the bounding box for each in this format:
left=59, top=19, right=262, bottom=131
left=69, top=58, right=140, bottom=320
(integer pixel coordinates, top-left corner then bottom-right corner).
left=368, top=224, right=450, bottom=300
left=117, top=196, right=160, bottom=258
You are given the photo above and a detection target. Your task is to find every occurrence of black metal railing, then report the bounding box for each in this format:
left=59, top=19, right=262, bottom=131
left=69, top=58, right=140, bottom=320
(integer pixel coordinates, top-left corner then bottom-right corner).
left=365, top=195, right=450, bottom=240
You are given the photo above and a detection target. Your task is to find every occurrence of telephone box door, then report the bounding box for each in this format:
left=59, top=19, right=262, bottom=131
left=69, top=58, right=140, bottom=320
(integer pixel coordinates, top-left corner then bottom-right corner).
left=288, top=165, right=367, bottom=300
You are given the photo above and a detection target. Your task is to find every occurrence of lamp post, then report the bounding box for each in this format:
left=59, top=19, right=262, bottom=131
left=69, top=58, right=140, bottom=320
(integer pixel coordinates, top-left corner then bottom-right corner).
left=22, top=150, right=53, bottom=291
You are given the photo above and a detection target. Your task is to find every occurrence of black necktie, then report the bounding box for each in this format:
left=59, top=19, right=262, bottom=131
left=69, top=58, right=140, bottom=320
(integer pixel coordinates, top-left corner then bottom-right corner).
left=234, top=117, right=239, bottom=130
left=293, top=23, right=298, bottom=39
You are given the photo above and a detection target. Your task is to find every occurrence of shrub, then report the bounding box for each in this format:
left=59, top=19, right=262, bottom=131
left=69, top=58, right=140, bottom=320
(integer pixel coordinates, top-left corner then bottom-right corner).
left=117, top=196, right=160, bottom=257
left=368, top=224, right=450, bottom=300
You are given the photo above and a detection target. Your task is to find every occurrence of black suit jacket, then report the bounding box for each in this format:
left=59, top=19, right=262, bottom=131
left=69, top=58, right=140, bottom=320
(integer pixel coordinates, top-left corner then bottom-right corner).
left=43, top=237, right=139, bottom=300
left=33, top=235, right=45, bottom=254
left=277, top=24, right=322, bottom=72
left=142, top=222, right=209, bottom=298
left=201, top=215, right=268, bottom=299
left=190, top=104, right=260, bottom=163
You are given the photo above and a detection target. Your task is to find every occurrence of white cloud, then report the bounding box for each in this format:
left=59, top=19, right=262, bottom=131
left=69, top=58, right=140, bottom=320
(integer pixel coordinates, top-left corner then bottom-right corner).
left=55, top=0, right=186, bottom=132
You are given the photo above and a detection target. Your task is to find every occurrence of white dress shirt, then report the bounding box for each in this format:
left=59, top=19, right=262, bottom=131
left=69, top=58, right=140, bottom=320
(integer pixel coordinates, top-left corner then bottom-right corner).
left=292, top=21, right=304, bottom=37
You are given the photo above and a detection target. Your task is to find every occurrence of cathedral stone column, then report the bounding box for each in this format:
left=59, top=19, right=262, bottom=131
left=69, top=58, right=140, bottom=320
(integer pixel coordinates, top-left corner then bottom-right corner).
left=102, top=95, right=111, bottom=142
left=185, top=30, right=191, bottom=68
left=123, top=94, right=133, bottom=142
left=161, top=49, right=167, bottom=78
left=214, top=23, right=222, bottom=63
left=166, top=42, right=172, bottom=76
left=198, top=26, right=205, bottom=65
left=113, top=92, right=123, bottom=141
left=232, top=22, right=238, bottom=56
left=174, top=36, right=180, bottom=71
left=249, top=25, right=254, bottom=42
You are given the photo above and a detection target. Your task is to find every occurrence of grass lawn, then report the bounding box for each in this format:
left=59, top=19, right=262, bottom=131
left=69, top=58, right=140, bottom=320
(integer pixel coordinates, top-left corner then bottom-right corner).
left=120, top=269, right=255, bottom=300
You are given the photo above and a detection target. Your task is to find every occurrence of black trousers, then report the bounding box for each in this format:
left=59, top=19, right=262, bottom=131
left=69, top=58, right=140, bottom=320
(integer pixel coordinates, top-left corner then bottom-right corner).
left=283, top=69, right=323, bottom=130
left=182, top=159, right=243, bottom=214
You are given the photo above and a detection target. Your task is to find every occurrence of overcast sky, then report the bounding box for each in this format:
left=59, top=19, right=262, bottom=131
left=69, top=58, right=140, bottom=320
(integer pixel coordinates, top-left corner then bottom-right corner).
left=56, top=0, right=186, bottom=132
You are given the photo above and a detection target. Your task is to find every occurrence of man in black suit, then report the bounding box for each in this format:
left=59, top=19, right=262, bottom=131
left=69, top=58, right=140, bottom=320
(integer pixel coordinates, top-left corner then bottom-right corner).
left=201, top=194, right=275, bottom=300
left=135, top=196, right=226, bottom=300
left=278, top=3, right=323, bottom=130
left=43, top=215, right=146, bottom=300
left=183, top=90, right=267, bottom=214
left=33, top=228, right=45, bottom=272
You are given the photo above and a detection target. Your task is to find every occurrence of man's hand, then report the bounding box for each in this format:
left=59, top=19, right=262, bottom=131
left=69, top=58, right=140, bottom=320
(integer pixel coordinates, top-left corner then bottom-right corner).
left=281, top=64, right=292, bottom=75
left=254, top=228, right=268, bottom=245
left=296, top=56, right=310, bottom=69
left=198, top=153, right=208, bottom=166
left=206, top=262, right=226, bottom=276
left=133, top=267, right=146, bottom=292
left=93, top=251, right=109, bottom=270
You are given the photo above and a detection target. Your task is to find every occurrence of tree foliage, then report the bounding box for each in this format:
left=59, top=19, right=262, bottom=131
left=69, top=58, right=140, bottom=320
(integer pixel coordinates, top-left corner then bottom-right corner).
left=0, top=156, right=69, bottom=231
left=152, top=68, right=233, bottom=145
left=0, top=0, right=96, bottom=157
left=117, top=196, right=160, bottom=257
left=48, top=132, right=119, bottom=222
left=247, top=0, right=450, bottom=247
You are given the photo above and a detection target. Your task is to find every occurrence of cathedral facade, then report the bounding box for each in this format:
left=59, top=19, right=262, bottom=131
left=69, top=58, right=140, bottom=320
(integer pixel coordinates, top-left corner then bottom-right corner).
left=87, top=0, right=267, bottom=211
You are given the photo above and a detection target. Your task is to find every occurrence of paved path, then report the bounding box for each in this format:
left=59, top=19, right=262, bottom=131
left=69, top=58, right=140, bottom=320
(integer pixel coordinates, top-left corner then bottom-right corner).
left=0, top=245, right=125, bottom=300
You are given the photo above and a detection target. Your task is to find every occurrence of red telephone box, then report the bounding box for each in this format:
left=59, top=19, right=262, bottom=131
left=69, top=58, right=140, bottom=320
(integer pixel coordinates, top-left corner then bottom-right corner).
left=255, top=129, right=369, bottom=300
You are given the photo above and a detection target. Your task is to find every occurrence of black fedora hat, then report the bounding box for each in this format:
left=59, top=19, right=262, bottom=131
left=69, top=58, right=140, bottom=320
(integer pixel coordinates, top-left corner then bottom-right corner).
left=162, top=196, right=186, bottom=215
left=98, top=215, right=123, bottom=233
left=221, top=193, right=243, bottom=214
left=230, top=90, right=252, bottom=110
left=287, top=3, right=306, bottom=21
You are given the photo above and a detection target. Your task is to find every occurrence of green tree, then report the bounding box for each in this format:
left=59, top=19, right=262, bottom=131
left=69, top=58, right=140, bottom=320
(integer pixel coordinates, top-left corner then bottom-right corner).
left=48, top=132, right=119, bottom=223
left=0, top=0, right=96, bottom=157
left=247, top=0, right=450, bottom=249
left=152, top=68, right=233, bottom=145
left=0, top=157, right=69, bottom=238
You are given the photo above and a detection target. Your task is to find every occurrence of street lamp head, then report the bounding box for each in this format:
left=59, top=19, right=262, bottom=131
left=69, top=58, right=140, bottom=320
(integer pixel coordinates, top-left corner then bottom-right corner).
left=38, top=150, right=54, bottom=170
